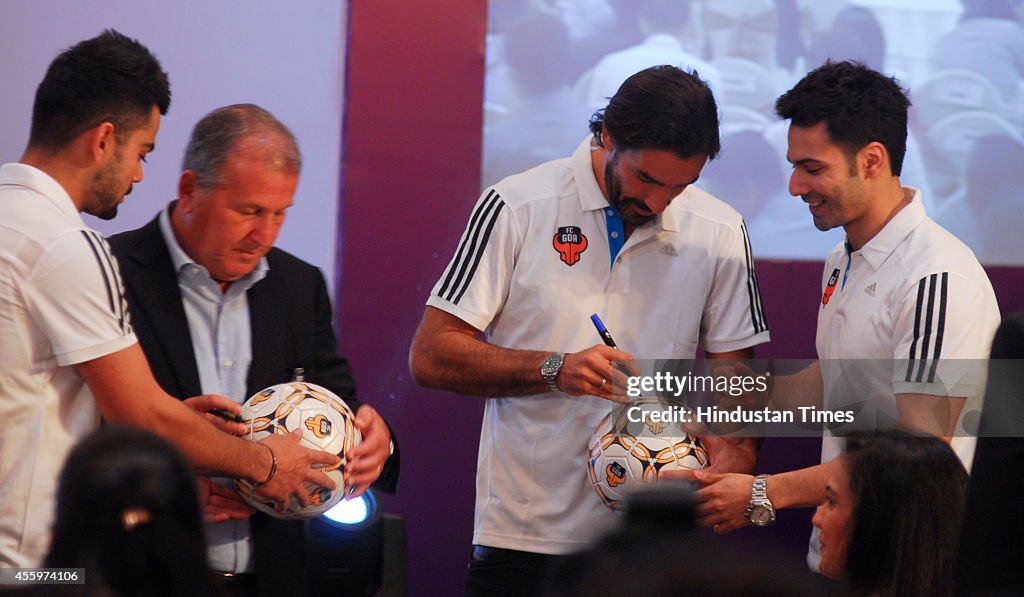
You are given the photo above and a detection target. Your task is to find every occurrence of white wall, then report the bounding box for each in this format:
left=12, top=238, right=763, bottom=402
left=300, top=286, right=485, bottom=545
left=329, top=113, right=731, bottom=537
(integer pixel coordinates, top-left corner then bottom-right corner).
left=0, top=0, right=345, bottom=291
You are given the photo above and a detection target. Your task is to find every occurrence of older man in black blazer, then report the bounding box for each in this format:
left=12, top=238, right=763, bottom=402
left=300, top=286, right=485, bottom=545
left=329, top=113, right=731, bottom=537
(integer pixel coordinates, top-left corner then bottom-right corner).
left=109, top=104, right=398, bottom=596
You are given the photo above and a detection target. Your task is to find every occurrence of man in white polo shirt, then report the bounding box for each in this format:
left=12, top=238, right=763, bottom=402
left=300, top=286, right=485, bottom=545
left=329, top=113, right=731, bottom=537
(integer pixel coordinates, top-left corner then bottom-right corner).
left=678, top=61, right=999, bottom=574
left=410, top=65, right=770, bottom=596
left=0, top=30, right=336, bottom=568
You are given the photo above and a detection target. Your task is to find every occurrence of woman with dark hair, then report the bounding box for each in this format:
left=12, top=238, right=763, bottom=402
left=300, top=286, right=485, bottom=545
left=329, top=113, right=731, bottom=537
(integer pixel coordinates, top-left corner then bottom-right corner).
left=44, top=426, right=217, bottom=596
left=813, top=433, right=968, bottom=597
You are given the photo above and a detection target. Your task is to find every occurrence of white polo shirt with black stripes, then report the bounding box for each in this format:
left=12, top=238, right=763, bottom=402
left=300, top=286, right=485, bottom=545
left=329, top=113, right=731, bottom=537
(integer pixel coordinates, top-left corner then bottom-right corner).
left=815, top=186, right=999, bottom=437
left=0, top=163, right=136, bottom=566
left=808, top=186, right=1000, bottom=569
left=426, top=138, right=770, bottom=555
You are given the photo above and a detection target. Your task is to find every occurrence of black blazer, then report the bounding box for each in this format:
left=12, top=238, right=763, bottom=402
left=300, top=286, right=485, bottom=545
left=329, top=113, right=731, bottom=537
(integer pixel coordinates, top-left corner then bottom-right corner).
left=109, top=214, right=399, bottom=596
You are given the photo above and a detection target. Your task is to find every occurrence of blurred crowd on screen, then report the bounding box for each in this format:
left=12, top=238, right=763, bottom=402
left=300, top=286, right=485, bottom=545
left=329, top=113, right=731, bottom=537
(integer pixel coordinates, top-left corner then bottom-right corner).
left=482, top=0, right=1024, bottom=264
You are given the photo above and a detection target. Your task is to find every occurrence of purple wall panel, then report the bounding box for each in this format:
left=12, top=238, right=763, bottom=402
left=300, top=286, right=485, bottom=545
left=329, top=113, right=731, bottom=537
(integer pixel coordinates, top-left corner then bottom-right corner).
left=987, top=265, right=1024, bottom=314
left=340, top=3, right=487, bottom=594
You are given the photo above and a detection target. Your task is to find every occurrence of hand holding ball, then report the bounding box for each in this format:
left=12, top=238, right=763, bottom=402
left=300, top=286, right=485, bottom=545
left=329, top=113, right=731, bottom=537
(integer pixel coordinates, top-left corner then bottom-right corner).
left=234, top=382, right=361, bottom=519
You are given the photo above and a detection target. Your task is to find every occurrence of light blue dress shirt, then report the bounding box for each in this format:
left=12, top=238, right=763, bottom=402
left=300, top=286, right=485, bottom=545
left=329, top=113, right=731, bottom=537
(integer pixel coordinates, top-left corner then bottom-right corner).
left=158, top=205, right=268, bottom=573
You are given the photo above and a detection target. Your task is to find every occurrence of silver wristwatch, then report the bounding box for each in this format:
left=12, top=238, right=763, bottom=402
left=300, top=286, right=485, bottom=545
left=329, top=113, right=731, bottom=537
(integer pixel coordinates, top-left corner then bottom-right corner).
left=745, top=474, right=776, bottom=527
left=540, top=353, right=565, bottom=392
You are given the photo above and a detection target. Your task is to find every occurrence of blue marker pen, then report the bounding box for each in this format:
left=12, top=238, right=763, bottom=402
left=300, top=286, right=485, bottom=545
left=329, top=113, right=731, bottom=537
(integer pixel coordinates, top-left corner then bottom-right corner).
left=590, top=314, right=619, bottom=349
left=591, top=314, right=632, bottom=377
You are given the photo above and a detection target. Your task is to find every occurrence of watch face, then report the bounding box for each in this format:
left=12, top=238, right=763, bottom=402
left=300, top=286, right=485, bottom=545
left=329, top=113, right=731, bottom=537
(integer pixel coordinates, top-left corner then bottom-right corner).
left=751, top=505, right=774, bottom=526
left=541, top=354, right=563, bottom=376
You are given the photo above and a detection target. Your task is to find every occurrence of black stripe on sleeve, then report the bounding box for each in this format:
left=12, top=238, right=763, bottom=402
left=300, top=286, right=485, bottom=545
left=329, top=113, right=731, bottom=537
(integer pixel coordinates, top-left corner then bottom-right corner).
left=453, top=200, right=505, bottom=305
left=91, top=231, right=129, bottom=335
left=740, top=223, right=768, bottom=334
left=81, top=231, right=117, bottom=319
left=926, top=272, right=948, bottom=383
left=438, top=190, right=505, bottom=305
left=906, top=273, right=950, bottom=384
left=915, top=274, right=939, bottom=383
left=437, top=189, right=498, bottom=299
left=81, top=231, right=129, bottom=336
left=906, top=276, right=928, bottom=382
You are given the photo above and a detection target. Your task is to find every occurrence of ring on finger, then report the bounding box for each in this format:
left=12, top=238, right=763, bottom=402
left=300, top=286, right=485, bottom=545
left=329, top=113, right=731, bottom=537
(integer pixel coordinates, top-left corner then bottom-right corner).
left=599, top=377, right=607, bottom=390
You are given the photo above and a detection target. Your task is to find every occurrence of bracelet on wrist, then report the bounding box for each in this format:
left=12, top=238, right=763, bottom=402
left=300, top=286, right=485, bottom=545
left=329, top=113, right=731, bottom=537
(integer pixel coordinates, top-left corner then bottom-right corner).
left=252, top=441, right=278, bottom=486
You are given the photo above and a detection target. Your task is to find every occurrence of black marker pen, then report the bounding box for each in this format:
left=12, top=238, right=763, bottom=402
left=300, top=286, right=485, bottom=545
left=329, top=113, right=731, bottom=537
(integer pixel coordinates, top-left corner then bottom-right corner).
left=210, top=408, right=246, bottom=423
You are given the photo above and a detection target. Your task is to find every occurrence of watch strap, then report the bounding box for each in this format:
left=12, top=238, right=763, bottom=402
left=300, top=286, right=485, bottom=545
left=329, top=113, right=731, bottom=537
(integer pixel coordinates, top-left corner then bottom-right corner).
left=540, top=353, right=565, bottom=392
left=747, top=474, right=775, bottom=526
left=752, top=474, right=769, bottom=501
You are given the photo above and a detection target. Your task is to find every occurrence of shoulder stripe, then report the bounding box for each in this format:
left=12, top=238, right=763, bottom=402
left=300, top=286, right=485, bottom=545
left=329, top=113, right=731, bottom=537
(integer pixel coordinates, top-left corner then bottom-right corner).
left=740, top=223, right=768, bottom=334
left=906, top=273, right=948, bottom=383
left=81, top=231, right=116, bottom=319
left=438, top=190, right=506, bottom=305
left=918, top=273, right=938, bottom=381
left=906, top=276, right=927, bottom=381
left=81, top=231, right=130, bottom=335
left=437, top=189, right=498, bottom=299
left=92, top=230, right=130, bottom=335
left=927, top=272, right=949, bottom=383
left=453, top=201, right=505, bottom=305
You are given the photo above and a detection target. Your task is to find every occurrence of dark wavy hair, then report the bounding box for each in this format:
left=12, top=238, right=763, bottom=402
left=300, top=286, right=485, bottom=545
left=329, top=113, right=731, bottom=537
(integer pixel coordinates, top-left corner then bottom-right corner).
left=45, top=426, right=215, bottom=596
left=775, top=60, right=909, bottom=175
left=29, top=29, right=171, bottom=149
left=843, top=433, right=967, bottom=597
left=588, top=65, right=720, bottom=160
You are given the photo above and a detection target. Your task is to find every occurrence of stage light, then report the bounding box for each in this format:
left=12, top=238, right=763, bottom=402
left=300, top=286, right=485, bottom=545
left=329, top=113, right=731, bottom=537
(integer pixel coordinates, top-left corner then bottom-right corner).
left=323, top=489, right=378, bottom=528
left=306, top=490, right=406, bottom=595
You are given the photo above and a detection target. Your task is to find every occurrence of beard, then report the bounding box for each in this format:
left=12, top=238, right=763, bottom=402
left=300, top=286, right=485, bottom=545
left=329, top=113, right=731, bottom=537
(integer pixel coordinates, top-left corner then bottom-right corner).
left=604, top=154, right=656, bottom=229
left=94, top=203, right=119, bottom=221
left=86, top=150, right=128, bottom=221
left=806, top=174, right=866, bottom=232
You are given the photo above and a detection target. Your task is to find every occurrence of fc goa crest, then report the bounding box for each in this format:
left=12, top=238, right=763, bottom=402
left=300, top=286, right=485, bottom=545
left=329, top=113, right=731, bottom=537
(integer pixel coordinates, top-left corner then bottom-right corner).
left=304, top=414, right=332, bottom=438
left=606, top=461, right=626, bottom=487
left=309, top=487, right=331, bottom=506
left=250, top=388, right=275, bottom=407
left=822, top=268, right=840, bottom=306
left=553, top=225, right=588, bottom=266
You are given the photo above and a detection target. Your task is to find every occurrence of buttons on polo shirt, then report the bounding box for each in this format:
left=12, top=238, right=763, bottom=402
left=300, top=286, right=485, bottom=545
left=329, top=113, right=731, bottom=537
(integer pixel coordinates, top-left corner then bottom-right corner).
left=611, top=231, right=619, bottom=239
left=223, top=359, right=235, bottom=368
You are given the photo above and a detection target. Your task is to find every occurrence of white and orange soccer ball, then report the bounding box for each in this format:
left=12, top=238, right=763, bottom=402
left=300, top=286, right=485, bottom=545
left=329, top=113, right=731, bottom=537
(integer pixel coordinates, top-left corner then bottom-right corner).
left=234, top=382, right=361, bottom=520
left=587, top=400, right=709, bottom=511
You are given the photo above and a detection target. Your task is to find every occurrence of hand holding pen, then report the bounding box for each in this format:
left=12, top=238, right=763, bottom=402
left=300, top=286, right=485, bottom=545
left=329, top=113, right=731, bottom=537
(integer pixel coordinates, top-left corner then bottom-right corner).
left=546, top=314, right=639, bottom=403
left=183, top=395, right=249, bottom=436
left=590, top=313, right=639, bottom=376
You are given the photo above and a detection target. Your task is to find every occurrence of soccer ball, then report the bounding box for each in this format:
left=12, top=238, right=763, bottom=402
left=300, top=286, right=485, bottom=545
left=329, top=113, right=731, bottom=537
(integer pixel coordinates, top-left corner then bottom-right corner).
left=587, top=400, right=709, bottom=511
left=233, top=382, right=361, bottom=520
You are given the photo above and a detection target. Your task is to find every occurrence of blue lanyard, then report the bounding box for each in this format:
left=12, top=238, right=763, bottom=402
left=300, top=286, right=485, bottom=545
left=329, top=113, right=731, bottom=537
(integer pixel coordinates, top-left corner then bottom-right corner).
left=842, top=240, right=853, bottom=290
